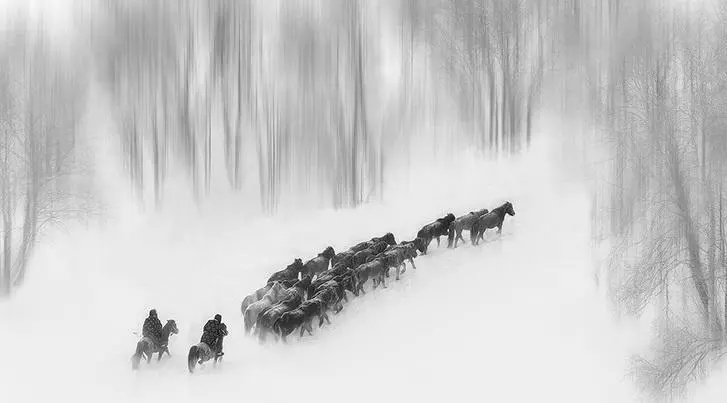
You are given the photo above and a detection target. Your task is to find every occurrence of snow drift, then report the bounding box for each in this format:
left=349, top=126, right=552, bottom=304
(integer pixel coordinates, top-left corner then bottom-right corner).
left=0, top=138, right=643, bottom=403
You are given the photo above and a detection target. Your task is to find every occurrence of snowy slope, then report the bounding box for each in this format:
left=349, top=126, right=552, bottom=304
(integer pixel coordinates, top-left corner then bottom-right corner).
left=0, top=140, right=643, bottom=403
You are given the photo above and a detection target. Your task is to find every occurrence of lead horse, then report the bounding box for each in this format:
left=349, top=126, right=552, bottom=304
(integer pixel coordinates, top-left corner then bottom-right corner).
left=131, top=319, right=179, bottom=371
left=471, top=202, right=515, bottom=245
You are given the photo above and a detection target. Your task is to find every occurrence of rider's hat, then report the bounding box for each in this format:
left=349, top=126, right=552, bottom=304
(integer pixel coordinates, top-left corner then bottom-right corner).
left=149, top=309, right=157, bottom=317
left=214, top=314, right=222, bottom=322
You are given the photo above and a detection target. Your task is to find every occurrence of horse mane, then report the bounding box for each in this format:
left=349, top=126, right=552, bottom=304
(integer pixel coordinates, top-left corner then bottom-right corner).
left=266, top=283, right=284, bottom=299
left=161, top=319, right=177, bottom=340
left=492, top=203, right=509, bottom=215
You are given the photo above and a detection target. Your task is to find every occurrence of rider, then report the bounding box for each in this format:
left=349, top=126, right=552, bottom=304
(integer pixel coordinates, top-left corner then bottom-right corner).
left=142, top=309, right=163, bottom=348
left=200, top=314, right=228, bottom=357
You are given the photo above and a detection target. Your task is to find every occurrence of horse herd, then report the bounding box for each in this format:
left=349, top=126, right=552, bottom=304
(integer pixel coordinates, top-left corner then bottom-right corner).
left=240, top=201, right=516, bottom=343
left=131, top=201, right=515, bottom=372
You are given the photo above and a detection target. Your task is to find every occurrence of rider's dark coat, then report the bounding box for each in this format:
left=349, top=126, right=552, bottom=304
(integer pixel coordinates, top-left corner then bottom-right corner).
left=200, top=319, right=228, bottom=352
left=143, top=315, right=163, bottom=346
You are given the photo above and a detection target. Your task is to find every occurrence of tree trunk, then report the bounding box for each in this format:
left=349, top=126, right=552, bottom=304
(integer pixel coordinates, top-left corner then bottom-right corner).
left=669, top=142, right=711, bottom=326
left=1, top=208, right=11, bottom=296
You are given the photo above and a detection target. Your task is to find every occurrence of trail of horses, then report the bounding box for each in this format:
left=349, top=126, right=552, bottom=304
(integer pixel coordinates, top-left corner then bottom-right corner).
left=237, top=202, right=515, bottom=348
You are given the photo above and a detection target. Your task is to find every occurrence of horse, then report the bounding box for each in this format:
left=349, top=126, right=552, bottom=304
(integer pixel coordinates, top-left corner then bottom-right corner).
left=447, top=209, right=489, bottom=248
left=471, top=202, right=516, bottom=245
left=131, top=319, right=179, bottom=371
left=310, top=264, right=358, bottom=295
left=255, top=276, right=311, bottom=342
left=240, top=278, right=298, bottom=316
left=348, top=233, right=397, bottom=254
left=241, top=283, right=273, bottom=315
left=187, top=341, right=222, bottom=374
left=381, top=243, right=418, bottom=280
left=300, top=246, right=336, bottom=278
left=331, top=250, right=355, bottom=269
left=243, top=281, right=286, bottom=334
left=352, top=242, right=388, bottom=266
left=416, top=213, right=456, bottom=254
left=371, top=232, right=397, bottom=246
left=310, top=279, right=348, bottom=315
left=401, top=238, right=427, bottom=255
left=267, top=258, right=304, bottom=284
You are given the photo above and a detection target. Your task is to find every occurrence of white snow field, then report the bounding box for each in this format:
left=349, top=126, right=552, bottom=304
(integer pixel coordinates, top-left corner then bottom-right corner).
left=0, top=139, right=645, bottom=403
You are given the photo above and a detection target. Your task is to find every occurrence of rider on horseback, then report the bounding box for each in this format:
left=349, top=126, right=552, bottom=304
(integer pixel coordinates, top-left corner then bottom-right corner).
left=142, top=309, right=164, bottom=349
left=200, top=314, right=228, bottom=358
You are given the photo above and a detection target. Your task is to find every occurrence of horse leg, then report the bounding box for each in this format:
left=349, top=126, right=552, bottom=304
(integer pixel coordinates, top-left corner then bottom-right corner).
left=497, top=222, right=503, bottom=235
left=409, top=258, right=417, bottom=270
left=436, top=236, right=440, bottom=247
left=306, top=321, right=314, bottom=335
left=400, top=261, right=406, bottom=275
left=243, top=311, right=252, bottom=334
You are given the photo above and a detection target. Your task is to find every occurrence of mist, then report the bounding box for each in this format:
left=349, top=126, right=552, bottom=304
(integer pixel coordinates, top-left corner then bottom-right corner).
left=1, top=1, right=727, bottom=402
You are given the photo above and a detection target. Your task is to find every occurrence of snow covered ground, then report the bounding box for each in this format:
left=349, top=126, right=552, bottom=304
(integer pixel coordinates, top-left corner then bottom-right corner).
left=0, top=138, right=646, bottom=403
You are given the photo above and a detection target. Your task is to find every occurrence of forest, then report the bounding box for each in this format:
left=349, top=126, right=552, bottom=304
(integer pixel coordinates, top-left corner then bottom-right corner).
left=1, top=0, right=727, bottom=399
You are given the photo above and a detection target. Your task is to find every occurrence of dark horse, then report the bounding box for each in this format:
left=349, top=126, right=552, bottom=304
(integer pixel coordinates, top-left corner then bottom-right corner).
left=187, top=339, right=224, bottom=374
left=471, top=202, right=515, bottom=245
left=416, top=213, right=456, bottom=254
left=131, top=319, right=179, bottom=371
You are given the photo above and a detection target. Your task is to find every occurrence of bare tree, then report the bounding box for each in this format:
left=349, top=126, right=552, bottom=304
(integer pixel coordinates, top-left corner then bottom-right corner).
left=0, top=18, right=89, bottom=296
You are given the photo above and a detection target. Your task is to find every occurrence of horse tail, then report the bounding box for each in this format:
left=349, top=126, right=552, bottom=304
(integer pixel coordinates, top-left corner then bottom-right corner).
left=470, top=220, right=479, bottom=245
left=272, top=318, right=282, bottom=337
left=187, top=345, right=199, bottom=373
left=447, top=222, right=456, bottom=247
left=257, top=318, right=269, bottom=343
left=131, top=340, right=145, bottom=371
left=243, top=308, right=254, bottom=335
left=135, top=340, right=145, bottom=357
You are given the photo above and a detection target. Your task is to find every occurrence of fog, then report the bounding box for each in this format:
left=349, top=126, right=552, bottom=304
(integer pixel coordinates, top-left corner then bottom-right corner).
left=1, top=0, right=727, bottom=402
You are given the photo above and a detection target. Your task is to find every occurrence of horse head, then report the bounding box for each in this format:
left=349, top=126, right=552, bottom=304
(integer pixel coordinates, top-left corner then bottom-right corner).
left=504, top=201, right=515, bottom=216
left=270, top=281, right=285, bottom=297
left=163, top=319, right=179, bottom=338
left=321, top=246, right=336, bottom=259
left=444, top=213, right=456, bottom=224
left=408, top=238, right=427, bottom=254
left=381, top=232, right=396, bottom=246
